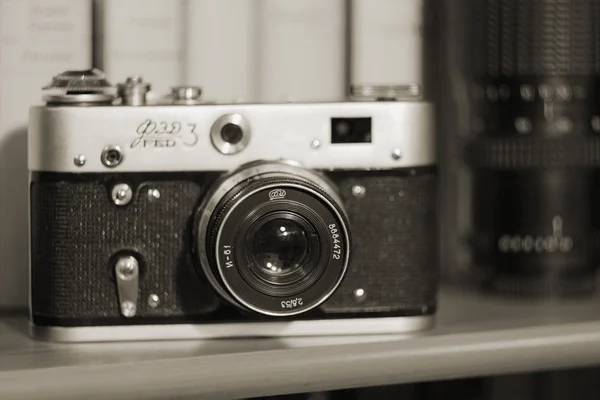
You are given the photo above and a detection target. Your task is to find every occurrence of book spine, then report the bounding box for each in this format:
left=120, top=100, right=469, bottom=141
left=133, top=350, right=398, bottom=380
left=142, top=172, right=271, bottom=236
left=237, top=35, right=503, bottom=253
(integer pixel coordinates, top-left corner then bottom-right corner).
left=350, top=0, right=425, bottom=88
left=0, top=0, right=92, bottom=309
left=98, top=0, right=185, bottom=97
left=184, top=0, right=256, bottom=103
left=256, top=0, right=345, bottom=103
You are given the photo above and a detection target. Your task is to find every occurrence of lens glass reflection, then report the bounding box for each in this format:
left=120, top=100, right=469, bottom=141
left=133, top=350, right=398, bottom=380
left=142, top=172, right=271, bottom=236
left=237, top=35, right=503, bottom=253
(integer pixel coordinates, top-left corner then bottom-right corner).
left=252, top=218, right=310, bottom=277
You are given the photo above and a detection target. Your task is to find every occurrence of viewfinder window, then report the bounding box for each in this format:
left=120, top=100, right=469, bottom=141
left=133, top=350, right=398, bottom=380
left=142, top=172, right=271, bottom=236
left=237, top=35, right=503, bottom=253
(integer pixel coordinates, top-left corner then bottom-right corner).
left=330, top=117, right=372, bottom=144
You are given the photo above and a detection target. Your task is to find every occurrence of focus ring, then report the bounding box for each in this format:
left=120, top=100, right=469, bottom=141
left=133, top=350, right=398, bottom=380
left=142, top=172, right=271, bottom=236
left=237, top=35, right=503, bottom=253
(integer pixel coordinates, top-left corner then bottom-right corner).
left=472, top=0, right=600, bottom=77
left=465, top=136, right=600, bottom=168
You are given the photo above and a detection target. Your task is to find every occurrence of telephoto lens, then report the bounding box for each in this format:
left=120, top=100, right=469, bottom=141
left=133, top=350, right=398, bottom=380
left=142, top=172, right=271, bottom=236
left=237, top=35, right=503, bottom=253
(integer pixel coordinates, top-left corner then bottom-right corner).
left=463, top=0, right=600, bottom=297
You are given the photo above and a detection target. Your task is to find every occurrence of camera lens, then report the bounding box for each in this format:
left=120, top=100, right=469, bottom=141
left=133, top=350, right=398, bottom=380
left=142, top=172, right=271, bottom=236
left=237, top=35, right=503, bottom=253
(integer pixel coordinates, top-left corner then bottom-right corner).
left=220, top=123, right=244, bottom=144
left=251, top=217, right=310, bottom=277
left=463, top=0, right=600, bottom=296
left=195, top=162, right=351, bottom=316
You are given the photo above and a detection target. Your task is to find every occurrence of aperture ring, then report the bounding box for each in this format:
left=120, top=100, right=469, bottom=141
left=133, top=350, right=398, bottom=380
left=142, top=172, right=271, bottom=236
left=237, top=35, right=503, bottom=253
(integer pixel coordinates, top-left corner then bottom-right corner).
left=465, top=136, right=600, bottom=168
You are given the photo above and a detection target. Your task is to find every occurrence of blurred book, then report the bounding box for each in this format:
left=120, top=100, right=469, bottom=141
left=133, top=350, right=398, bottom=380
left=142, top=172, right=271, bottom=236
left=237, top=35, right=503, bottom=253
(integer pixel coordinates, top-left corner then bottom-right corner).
left=0, top=0, right=91, bottom=309
left=95, top=0, right=185, bottom=98
left=184, top=0, right=257, bottom=103
left=256, top=0, right=345, bottom=103
left=350, top=0, right=425, bottom=89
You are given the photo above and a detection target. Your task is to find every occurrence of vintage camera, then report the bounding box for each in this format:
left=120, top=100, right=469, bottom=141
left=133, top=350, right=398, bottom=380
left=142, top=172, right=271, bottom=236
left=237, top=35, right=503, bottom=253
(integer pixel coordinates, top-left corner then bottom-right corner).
left=28, top=69, right=438, bottom=341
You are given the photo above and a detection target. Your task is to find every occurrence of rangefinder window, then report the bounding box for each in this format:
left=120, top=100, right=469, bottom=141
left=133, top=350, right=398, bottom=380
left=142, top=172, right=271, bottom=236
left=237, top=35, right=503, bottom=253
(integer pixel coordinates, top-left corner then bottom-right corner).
left=331, top=117, right=372, bottom=144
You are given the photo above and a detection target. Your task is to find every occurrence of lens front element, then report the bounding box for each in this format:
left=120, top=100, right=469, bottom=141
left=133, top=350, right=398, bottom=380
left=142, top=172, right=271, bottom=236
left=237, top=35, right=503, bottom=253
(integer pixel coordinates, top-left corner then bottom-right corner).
left=242, top=211, right=323, bottom=298
left=251, top=216, right=311, bottom=278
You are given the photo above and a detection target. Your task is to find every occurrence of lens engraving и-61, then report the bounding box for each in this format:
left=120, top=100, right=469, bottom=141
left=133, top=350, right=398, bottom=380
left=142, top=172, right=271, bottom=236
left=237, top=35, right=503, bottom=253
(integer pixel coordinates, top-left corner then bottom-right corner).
left=28, top=69, right=437, bottom=342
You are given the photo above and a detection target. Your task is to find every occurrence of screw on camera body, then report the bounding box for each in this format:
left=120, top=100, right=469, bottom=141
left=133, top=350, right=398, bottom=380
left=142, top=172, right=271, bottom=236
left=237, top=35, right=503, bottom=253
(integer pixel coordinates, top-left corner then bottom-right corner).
left=73, top=154, right=86, bottom=166
left=353, top=288, right=367, bottom=302
left=148, top=294, right=160, bottom=308
left=147, top=188, right=161, bottom=201
left=111, top=183, right=133, bottom=206
left=115, top=256, right=138, bottom=280
left=351, top=185, right=366, bottom=199
left=120, top=301, right=136, bottom=317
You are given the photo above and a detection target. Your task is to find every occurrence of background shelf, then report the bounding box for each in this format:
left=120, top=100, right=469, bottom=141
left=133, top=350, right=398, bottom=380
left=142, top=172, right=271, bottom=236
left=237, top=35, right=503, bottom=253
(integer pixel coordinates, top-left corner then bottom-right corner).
left=2, top=288, right=600, bottom=400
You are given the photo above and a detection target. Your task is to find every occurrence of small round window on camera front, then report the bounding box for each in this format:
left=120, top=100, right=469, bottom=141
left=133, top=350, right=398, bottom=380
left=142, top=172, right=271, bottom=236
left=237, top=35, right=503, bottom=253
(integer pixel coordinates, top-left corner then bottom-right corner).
left=101, top=145, right=124, bottom=168
left=210, top=113, right=251, bottom=155
left=220, top=123, right=244, bottom=144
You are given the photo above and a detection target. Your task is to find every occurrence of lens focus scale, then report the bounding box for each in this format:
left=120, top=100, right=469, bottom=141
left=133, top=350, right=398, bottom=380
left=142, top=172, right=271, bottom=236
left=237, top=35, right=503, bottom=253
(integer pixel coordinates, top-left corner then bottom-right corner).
left=465, top=0, right=600, bottom=297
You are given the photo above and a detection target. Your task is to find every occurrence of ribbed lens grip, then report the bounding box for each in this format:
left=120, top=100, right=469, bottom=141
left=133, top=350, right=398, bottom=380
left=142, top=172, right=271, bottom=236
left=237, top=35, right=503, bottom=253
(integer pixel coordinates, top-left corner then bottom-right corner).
left=465, top=136, right=600, bottom=168
left=467, top=0, right=600, bottom=138
left=471, top=0, right=600, bottom=78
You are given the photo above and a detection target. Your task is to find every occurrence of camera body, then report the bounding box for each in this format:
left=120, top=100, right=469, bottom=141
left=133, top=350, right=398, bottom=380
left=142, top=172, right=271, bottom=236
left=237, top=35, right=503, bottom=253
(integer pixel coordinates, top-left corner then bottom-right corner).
left=28, top=70, right=438, bottom=341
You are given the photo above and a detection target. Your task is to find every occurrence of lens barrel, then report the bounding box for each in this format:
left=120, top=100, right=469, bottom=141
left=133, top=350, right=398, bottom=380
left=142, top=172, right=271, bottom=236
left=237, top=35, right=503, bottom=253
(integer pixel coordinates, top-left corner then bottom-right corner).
left=195, top=162, right=351, bottom=316
left=464, top=0, right=600, bottom=296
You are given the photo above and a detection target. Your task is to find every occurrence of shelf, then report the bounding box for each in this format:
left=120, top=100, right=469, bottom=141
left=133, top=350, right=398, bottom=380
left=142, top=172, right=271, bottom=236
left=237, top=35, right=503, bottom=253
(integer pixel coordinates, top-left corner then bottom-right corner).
left=2, top=288, right=600, bottom=400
